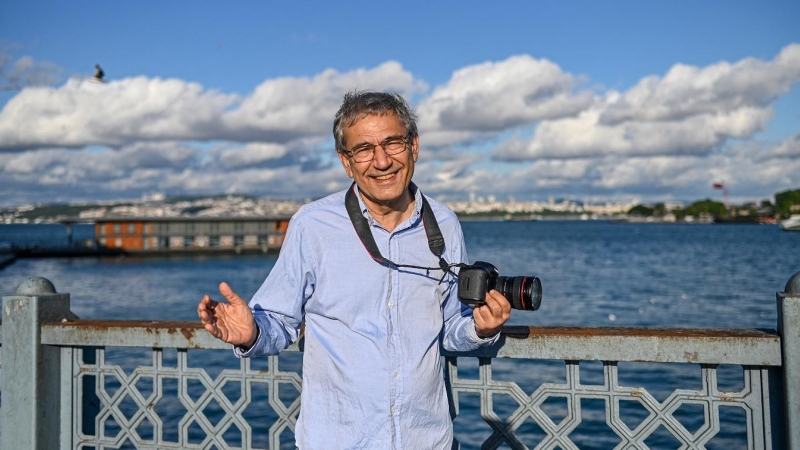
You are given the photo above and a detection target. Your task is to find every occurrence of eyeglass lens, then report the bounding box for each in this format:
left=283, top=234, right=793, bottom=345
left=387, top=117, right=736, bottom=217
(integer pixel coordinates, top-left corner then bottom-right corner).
left=350, top=136, right=408, bottom=162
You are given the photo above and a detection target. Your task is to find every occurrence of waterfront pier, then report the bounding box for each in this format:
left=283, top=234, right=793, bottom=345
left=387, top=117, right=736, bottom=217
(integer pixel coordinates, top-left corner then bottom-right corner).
left=0, top=217, right=292, bottom=269
left=1, top=274, right=799, bottom=449
left=89, top=216, right=291, bottom=254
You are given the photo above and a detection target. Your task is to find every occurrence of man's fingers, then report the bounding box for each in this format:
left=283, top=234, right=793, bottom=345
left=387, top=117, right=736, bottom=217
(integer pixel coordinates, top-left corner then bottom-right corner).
left=203, top=322, right=221, bottom=338
left=475, top=292, right=512, bottom=339
left=219, top=282, right=246, bottom=305
left=488, top=291, right=511, bottom=314
left=481, top=294, right=499, bottom=315
left=481, top=291, right=506, bottom=316
left=474, top=291, right=511, bottom=330
left=473, top=306, right=490, bottom=324
left=199, top=295, right=216, bottom=309
left=200, top=282, right=255, bottom=346
left=198, top=295, right=218, bottom=318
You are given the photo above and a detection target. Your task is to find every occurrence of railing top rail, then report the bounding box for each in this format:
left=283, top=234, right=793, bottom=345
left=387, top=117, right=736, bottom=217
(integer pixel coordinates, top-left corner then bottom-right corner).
left=473, top=325, right=781, bottom=365
left=501, top=325, right=777, bottom=338
left=40, top=320, right=251, bottom=351
left=39, top=320, right=782, bottom=366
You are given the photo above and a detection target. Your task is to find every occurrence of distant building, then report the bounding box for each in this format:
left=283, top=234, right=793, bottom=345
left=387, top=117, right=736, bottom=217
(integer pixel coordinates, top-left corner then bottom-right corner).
left=92, top=216, right=291, bottom=253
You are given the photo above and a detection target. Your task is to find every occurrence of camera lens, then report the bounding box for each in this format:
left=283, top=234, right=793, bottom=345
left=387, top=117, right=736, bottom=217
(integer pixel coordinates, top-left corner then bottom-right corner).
left=493, top=275, right=542, bottom=311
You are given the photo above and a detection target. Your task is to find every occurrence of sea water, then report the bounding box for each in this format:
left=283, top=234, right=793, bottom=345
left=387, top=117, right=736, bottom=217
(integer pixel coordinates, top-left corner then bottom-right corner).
left=1, top=221, right=798, bottom=448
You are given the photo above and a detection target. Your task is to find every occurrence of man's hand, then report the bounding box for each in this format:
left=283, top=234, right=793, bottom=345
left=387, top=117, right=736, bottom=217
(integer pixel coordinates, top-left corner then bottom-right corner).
left=473, top=290, right=511, bottom=338
left=197, top=282, right=258, bottom=348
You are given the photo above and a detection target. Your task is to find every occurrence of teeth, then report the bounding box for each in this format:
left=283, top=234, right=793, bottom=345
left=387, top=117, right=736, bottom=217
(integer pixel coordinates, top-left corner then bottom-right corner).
left=375, top=174, right=394, bottom=180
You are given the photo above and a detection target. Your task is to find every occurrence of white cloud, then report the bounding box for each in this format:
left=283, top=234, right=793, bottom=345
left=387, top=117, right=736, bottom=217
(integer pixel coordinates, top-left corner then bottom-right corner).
left=495, top=106, right=774, bottom=160
left=1, top=44, right=799, bottom=206
left=525, top=151, right=799, bottom=203
left=419, top=150, right=800, bottom=204
left=591, top=156, right=711, bottom=191
left=2, top=148, right=66, bottom=174
left=600, top=44, right=800, bottom=125
left=0, top=62, right=425, bottom=151
left=0, top=48, right=62, bottom=88
left=417, top=55, right=593, bottom=146
left=1, top=142, right=199, bottom=181
left=161, top=163, right=349, bottom=200
left=223, top=61, right=426, bottom=142
left=411, top=156, right=599, bottom=202
left=0, top=77, right=237, bottom=150
left=111, top=141, right=199, bottom=170
left=494, top=44, right=800, bottom=161
left=766, top=134, right=800, bottom=159
left=216, top=142, right=289, bottom=169
left=0, top=139, right=349, bottom=205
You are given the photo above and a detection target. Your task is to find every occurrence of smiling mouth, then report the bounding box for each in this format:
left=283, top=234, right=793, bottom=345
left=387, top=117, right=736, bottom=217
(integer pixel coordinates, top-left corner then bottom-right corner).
left=374, top=173, right=396, bottom=181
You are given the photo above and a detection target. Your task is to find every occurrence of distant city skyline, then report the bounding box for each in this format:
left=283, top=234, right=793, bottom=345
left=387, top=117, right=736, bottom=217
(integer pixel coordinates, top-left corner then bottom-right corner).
left=1, top=1, right=799, bottom=207
left=0, top=190, right=642, bottom=225
left=2, top=186, right=771, bottom=226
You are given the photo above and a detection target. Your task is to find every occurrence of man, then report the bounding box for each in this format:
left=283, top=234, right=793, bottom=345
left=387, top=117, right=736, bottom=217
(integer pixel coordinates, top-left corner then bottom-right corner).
left=197, top=91, right=511, bottom=449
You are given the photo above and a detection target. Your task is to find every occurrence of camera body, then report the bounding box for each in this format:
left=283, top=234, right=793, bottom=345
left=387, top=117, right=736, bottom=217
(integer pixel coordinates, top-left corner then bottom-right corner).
left=457, top=261, right=542, bottom=311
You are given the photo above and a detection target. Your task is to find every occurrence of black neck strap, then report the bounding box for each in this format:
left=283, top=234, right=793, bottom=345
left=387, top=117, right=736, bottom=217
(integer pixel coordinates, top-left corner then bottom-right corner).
left=345, top=182, right=452, bottom=275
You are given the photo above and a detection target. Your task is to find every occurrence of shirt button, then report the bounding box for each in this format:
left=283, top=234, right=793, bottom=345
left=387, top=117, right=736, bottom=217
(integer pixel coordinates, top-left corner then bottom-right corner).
left=387, top=301, right=393, bottom=308
left=393, top=372, right=398, bottom=378
left=390, top=407, right=396, bottom=415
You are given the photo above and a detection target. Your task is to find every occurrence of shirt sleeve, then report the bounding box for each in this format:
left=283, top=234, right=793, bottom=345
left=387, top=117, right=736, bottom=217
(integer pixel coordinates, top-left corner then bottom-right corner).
left=233, top=214, right=316, bottom=358
left=439, top=219, right=500, bottom=352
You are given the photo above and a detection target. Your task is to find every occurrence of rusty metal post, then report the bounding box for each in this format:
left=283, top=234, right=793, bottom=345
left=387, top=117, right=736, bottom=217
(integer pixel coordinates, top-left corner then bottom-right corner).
left=779, top=271, right=800, bottom=450
left=1, top=276, right=71, bottom=450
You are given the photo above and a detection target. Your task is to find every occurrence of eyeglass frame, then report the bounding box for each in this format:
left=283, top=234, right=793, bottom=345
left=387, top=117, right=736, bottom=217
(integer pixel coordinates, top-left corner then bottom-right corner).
left=340, top=134, right=413, bottom=163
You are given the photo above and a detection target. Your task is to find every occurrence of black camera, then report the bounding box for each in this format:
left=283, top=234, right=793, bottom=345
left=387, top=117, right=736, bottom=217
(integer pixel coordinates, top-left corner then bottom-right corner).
left=457, top=261, right=542, bottom=311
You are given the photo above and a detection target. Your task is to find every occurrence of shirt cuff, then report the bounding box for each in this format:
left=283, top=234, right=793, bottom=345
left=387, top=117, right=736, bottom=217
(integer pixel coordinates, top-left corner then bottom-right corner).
left=467, top=322, right=501, bottom=346
left=232, top=322, right=262, bottom=358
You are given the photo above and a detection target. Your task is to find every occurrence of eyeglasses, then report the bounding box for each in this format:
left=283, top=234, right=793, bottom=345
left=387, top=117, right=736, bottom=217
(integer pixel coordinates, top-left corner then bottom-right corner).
left=343, top=135, right=410, bottom=163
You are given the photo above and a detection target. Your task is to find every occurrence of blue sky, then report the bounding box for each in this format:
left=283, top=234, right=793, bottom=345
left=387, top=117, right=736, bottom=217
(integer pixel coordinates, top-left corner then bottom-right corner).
left=1, top=1, right=799, bottom=206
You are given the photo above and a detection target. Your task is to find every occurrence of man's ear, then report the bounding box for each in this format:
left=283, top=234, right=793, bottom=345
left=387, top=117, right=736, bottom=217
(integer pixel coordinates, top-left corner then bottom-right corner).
left=411, top=135, right=420, bottom=162
left=337, top=151, right=354, bottom=178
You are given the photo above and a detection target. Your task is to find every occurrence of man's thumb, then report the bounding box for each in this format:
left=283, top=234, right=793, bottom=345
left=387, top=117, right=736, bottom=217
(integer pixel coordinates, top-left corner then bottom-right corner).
left=218, top=282, right=245, bottom=305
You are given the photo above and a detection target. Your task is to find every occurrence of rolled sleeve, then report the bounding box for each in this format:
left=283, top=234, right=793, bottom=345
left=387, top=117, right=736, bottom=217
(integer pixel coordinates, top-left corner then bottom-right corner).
left=234, top=214, right=314, bottom=358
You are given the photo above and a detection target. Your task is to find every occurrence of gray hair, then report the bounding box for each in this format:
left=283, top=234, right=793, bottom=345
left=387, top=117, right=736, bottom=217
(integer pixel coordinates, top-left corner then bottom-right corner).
left=333, top=91, right=418, bottom=153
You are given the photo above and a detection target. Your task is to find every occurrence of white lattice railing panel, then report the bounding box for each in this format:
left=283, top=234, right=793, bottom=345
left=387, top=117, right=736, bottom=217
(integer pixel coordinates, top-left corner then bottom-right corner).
left=445, top=357, right=769, bottom=450
left=71, top=347, right=302, bottom=450
left=68, top=349, right=770, bottom=450
left=42, top=322, right=781, bottom=449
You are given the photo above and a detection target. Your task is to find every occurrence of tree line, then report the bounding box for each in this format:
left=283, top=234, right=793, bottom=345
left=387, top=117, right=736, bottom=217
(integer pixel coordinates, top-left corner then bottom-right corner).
left=628, top=188, right=800, bottom=220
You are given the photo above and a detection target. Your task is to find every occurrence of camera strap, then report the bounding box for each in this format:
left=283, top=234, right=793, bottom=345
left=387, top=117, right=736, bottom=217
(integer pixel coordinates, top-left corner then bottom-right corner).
left=344, top=182, right=455, bottom=277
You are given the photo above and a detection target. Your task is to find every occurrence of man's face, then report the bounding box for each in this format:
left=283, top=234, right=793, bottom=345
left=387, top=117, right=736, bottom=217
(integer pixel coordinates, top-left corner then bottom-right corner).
left=338, top=112, right=419, bottom=213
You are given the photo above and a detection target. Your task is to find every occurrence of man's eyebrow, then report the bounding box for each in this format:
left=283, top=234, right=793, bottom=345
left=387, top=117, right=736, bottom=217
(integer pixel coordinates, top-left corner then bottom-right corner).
left=351, top=134, right=406, bottom=148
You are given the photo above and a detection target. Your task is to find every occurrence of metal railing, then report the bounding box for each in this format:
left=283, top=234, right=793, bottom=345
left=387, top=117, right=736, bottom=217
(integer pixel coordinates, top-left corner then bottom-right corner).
left=1, top=274, right=798, bottom=449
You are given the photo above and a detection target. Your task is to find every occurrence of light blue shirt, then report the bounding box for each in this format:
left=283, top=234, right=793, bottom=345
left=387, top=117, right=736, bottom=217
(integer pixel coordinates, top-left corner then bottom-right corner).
left=236, top=183, right=498, bottom=449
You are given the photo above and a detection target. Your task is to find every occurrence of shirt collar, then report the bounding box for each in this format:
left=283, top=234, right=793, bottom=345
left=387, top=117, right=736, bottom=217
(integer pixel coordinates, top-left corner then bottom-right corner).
left=353, top=181, right=423, bottom=231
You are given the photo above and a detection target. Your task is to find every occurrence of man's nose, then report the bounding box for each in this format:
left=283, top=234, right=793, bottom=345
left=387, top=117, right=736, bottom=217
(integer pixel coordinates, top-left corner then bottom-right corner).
left=371, top=144, right=392, bottom=168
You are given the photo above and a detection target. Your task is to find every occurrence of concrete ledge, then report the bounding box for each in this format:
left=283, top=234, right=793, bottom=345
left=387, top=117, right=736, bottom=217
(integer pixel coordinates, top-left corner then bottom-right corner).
left=40, top=321, right=781, bottom=366
left=444, top=325, right=782, bottom=365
